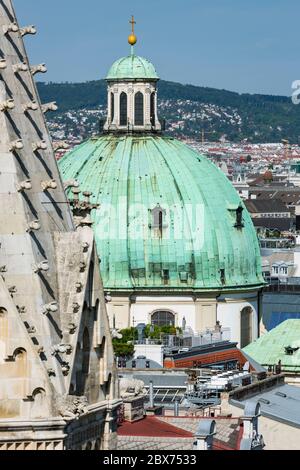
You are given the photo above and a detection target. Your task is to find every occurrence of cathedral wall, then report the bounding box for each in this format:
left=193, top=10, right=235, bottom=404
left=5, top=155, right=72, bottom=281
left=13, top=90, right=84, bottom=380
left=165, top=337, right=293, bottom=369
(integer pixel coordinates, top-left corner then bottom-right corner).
left=0, top=400, right=120, bottom=450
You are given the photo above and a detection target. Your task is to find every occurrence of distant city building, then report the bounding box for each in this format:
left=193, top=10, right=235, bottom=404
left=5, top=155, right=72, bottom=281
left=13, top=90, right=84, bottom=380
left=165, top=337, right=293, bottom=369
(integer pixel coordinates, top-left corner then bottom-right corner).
left=232, top=173, right=249, bottom=200
left=244, top=199, right=293, bottom=235
left=260, top=237, right=300, bottom=331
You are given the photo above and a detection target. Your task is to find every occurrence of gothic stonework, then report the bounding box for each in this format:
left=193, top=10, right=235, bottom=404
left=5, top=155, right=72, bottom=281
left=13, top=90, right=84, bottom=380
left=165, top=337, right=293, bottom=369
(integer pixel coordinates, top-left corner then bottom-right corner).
left=0, top=0, right=121, bottom=450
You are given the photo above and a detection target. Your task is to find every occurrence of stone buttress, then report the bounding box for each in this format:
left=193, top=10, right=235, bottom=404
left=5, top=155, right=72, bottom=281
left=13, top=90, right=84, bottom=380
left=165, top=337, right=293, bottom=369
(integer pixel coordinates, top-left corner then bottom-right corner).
left=0, top=0, right=121, bottom=450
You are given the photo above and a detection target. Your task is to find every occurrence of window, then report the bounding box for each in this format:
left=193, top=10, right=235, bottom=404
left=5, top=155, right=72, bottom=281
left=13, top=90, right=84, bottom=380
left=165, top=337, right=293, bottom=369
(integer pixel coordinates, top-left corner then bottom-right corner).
left=162, top=269, right=169, bottom=285
left=120, top=92, right=127, bottom=126
left=134, top=92, right=144, bottom=126
left=151, top=204, right=166, bottom=232
left=235, top=206, right=244, bottom=228
left=151, top=310, right=175, bottom=327
left=150, top=92, right=156, bottom=126
left=272, top=266, right=279, bottom=274
left=240, top=307, right=253, bottom=348
left=110, top=92, right=114, bottom=122
left=280, top=266, right=288, bottom=275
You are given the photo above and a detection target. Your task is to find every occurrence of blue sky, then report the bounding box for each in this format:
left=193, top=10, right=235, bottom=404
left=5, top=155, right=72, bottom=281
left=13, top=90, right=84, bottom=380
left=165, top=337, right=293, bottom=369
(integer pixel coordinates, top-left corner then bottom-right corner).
left=14, top=0, right=300, bottom=96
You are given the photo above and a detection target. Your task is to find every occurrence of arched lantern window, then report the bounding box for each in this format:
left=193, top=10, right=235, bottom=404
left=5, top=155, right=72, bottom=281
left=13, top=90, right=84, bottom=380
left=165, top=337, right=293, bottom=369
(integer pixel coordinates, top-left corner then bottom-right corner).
left=134, top=92, right=144, bottom=126
left=150, top=92, right=156, bottom=126
left=110, top=92, right=115, bottom=123
left=120, top=92, right=128, bottom=126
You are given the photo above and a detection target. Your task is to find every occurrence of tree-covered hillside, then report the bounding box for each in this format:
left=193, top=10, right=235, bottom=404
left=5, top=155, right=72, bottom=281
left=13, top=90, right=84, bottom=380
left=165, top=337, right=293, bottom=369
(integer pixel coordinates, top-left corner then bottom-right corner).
left=37, top=80, right=300, bottom=143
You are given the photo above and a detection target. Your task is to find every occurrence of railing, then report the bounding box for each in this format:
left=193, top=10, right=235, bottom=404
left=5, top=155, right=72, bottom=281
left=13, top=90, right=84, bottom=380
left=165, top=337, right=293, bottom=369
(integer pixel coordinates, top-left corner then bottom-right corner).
left=264, top=277, right=300, bottom=292
left=188, top=328, right=231, bottom=347
left=133, top=328, right=231, bottom=350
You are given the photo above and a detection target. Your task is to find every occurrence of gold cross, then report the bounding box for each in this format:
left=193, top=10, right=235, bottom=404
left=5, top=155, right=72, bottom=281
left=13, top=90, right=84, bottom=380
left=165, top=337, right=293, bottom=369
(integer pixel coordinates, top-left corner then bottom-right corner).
left=129, top=15, right=136, bottom=34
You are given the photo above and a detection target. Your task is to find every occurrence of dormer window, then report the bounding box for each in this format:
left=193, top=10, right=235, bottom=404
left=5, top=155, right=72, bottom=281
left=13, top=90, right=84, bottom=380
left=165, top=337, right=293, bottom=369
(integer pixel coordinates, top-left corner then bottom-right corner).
left=150, top=204, right=166, bottom=234
left=134, top=92, right=144, bottom=126
left=272, top=265, right=279, bottom=275
left=235, top=205, right=244, bottom=228
left=179, top=271, right=188, bottom=283
left=285, top=345, right=299, bottom=355
left=227, top=204, right=244, bottom=229
left=161, top=269, right=169, bottom=285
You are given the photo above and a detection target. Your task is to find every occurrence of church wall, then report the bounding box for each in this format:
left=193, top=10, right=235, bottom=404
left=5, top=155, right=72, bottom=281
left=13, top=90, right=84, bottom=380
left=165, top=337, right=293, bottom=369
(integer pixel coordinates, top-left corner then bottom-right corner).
left=107, top=296, right=131, bottom=330
left=217, top=292, right=259, bottom=347
left=194, top=297, right=217, bottom=331
left=107, top=291, right=260, bottom=349
left=130, top=296, right=195, bottom=329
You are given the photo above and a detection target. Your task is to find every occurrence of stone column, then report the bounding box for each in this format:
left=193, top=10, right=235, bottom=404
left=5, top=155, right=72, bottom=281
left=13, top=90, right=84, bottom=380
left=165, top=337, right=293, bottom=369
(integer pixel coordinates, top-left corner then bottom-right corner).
left=144, top=86, right=151, bottom=130
left=128, top=85, right=134, bottom=129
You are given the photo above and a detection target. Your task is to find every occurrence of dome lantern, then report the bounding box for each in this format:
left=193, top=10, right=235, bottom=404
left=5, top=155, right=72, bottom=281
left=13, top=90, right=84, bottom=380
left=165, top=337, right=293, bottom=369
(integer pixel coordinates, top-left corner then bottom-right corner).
left=103, top=17, right=161, bottom=134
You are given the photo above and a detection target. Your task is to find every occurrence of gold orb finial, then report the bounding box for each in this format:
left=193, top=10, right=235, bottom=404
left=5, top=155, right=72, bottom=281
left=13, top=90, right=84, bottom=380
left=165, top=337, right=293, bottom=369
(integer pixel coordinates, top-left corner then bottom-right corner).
left=128, top=33, right=137, bottom=46
left=128, top=15, right=137, bottom=46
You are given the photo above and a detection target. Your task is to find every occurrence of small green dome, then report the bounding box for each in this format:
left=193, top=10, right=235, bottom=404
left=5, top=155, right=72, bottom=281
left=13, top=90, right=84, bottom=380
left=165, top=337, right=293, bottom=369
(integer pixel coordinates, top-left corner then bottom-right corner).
left=59, top=135, right=264, bottom=292
left=106, top=54, right=159, bottom=80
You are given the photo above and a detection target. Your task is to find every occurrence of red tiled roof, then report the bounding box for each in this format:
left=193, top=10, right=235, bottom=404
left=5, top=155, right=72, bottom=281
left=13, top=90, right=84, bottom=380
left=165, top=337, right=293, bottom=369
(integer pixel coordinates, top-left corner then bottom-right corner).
left=117, top=415, right=243, bottom=450
left=118, top=416, right=193, bottom=438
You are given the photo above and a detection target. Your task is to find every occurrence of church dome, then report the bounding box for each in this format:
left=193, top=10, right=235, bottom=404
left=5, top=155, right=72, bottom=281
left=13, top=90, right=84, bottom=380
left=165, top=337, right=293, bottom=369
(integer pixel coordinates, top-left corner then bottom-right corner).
left=106, top=54, right=159, bottom=80
left=59, top=135, right=264, bottom=292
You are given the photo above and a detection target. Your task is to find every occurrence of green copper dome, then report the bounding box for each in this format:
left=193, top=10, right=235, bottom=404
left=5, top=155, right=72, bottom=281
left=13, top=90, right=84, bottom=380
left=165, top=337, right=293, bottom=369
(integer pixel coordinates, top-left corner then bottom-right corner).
left=106, top=54, right=159, bottom=80
left=59, top=135, right=264, bottom=292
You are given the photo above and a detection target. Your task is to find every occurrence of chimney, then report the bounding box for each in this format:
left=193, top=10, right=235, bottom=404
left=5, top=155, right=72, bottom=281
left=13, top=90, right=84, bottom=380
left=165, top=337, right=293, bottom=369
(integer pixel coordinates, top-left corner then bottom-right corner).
left=193, top=420, right=216, bottom=450
left=240, top=401, right=265, bottom=450
left=149, top=380, right=154, bottom=408
left=174, top=400, right=179, bottom=417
